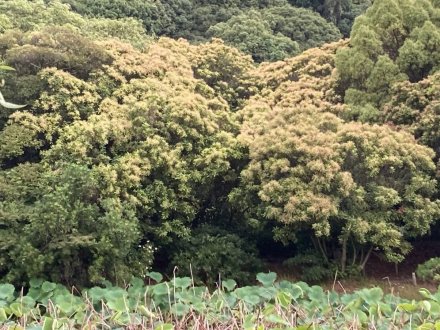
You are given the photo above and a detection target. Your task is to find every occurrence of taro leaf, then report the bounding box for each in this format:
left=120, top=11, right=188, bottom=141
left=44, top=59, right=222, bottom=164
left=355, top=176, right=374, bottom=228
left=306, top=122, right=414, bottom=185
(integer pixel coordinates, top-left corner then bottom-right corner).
left=42, top=317, right=55, bottom=330
left=130, top=277, right=144, bottom=288
left=308, top=286, right=325, bottom=302
left=357, top=287, right=383, bottom=306
left=398, top=303, right=418, bottom=313
left=152, top=283, right=169, bottom=296
left=265, top=314, right=290, bottom=326
left=104, top=287, right=128, bottom=301
left=256, top=272, right=277, bottom=287
left=234, top=286, right=254, bottom=299
left=41, top=282, right=56, bottom=293
left=0, top=307, right=7, bottom=322
left=420, top=288, right=436, bottom=301
left=418, top=323, right=435, bottom=330
left=173, top=277, right=192, bottom=289
left=0, top=284, right=14, bottom=300
left=172, top=302, right=190, bottom=316
left=243, top=314, right=256, bottom=329
left=54, top=294, right=83, bottom=315
left=277, top=291, right=292, bottom=309
left=429, top=301, right=440, bottom=316
left=9, top=302, right=23, bottom=317
left=343, top=309, right=368, bottom=323
left=223, top=294, right=237, bottom=308
left=147, top=272, right=163, bottom=283
left=378, top=301, right=393, bottom=316
left=327, top=291, right=339, bottom=305
left=27, top=288, right=42, bottom=300
left=87, top=287, right=106, bottom=303
left=295, top=326, right=314, bottom=330
left=222, top=279, right=237, bottom=292
left=421, top=300, right=432, bottom=313
left=19, top=296, right=36, bottom=308
left=192, top=301, right=206, bottom=313
left=191, top=287, right=206, bottom=298
left=107, top=297, right=127, bottom=313
left=154, top=323, right=173, bottom=330
left=258, top=287, right=277, bottom=300
left=245, top=294, right=260, bottom=306
left=29, top=278, right=43, bottom=288
left=341, top=293, right=357, bottom=306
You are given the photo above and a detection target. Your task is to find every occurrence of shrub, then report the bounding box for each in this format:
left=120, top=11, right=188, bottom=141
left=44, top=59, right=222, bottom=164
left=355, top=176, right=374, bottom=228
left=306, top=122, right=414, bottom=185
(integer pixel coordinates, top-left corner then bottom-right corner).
left=283, top=250, right=335, bottom=282
left=416, top=258, right=440, bottom=282
left=170, top=226, right=263, bottom=286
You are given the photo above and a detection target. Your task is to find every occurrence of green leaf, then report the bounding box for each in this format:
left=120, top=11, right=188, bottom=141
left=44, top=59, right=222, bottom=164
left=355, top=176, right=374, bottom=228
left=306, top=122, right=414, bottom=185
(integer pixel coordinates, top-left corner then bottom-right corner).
left=256, top=272, right=277, bottom=287
left=358, top=287, right=383, bottom=305
left=87, top=287, right=106, bottom=301
left=0, top=284, right=14, bottom=300
left=398, top=303, right=418, bottom=313
left=420, top=288, right=435, bottom=300
left=0, top=307, right=8, bottom=322
left=42, top=317, right=55, bottom=330
left=29, top=278, right=43, bottom=288
left=19, top=296, right=36, bottom=308
left=172, top=302, right=190, bottom=316
left=308, top=286, right=325, bottom=302
left=9, top=302, right=23, bottom=317
left=152, top=283, right=169, bottom=296
left=41, top=282, right=56, bottom=293
left=418, top=323, right=435, bottom=330
left=154, top=324, right=173, bottom=330
left=147, top=272, right=163, bottom=283
left=265, top=314, right=290, bottom=326
left=222, top=279, right=237, bottom=292
left=173, top=277, right=192, bottom=289
left=107, top=297, right=127, bottom=313
left=277, top=291, right=292, bottom=309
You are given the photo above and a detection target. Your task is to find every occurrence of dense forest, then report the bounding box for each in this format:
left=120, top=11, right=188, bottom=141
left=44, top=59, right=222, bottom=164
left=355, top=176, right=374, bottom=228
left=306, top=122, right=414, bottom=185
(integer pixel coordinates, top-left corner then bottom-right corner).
left=0, top=0, right=440, bottom=295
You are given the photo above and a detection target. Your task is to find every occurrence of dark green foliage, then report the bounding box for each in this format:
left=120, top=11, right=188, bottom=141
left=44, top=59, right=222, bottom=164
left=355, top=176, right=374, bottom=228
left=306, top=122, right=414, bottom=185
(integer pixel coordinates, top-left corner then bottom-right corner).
left=417, top=258, right=440, bottom=282
left=1, top=27, right=112, bottom=78
left=288, top=0, right=372, bottom=36
left=283, top=251, right=334, bottom=282
left=207, top=11, right=300, bottom=62
left=207, top=5, right=341, bottom=62
left=0, top=163, right=152, bottom=286
left=170, top=226, right=263, bottom=286
left=63, top=0, right=193, bottom=37
left=262, top=5, right=342, bottom=50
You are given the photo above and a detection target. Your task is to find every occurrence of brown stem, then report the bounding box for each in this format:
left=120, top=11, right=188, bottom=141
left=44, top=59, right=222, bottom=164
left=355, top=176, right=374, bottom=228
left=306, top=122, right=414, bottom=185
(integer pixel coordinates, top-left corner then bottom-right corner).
left=316, top=237, right=329, bottom=263
left=341, top=238, right=347, bottom=273
left=360, top=246, right=374, bottom=270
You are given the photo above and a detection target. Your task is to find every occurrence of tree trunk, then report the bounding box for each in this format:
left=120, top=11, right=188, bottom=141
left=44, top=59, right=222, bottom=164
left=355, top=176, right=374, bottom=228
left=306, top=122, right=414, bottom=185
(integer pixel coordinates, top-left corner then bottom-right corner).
left=360, top=246, right=374, bottom=272
left=341, top=237, right=347, bottom=273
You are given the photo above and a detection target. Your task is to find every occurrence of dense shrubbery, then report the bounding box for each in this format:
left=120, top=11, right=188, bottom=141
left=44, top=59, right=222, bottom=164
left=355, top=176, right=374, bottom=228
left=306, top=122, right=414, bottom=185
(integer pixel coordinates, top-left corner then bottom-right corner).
left=417, top=258, right=440, bottom=283
left=0, top=0, right=440, bottom=289
left=170, top=226, right=263, bottom=285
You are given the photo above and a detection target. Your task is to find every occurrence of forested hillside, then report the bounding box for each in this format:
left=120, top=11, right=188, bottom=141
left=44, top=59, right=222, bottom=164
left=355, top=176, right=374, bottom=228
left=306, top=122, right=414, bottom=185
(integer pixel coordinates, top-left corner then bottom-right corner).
left=0, top=0, right=439, bottom=296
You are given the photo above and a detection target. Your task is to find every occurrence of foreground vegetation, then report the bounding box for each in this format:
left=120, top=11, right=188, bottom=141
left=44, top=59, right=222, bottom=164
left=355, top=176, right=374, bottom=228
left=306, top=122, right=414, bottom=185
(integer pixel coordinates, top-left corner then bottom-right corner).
left=0, top=0, right=440, bottom=295
left=1, top=273, right=440, bottom=329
